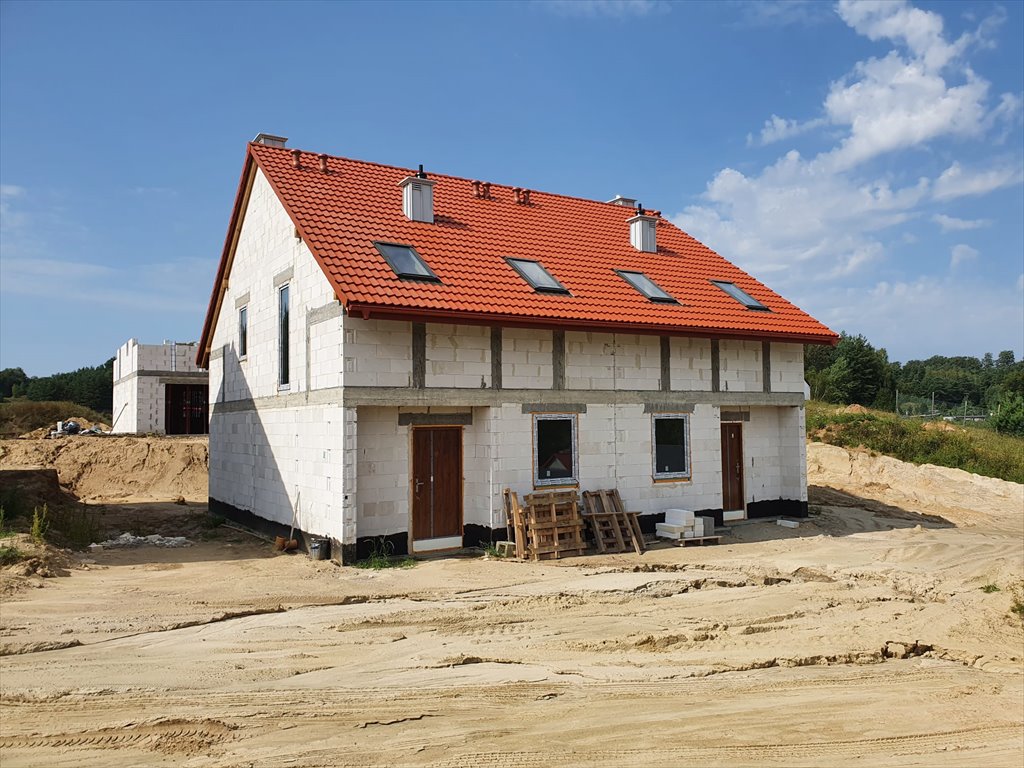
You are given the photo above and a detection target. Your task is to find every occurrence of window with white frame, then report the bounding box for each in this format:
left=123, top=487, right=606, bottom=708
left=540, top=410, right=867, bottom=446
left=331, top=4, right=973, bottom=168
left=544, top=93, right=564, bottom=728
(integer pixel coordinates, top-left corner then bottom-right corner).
left=278, top=285, right=290, bottom=387
left=533, top=413, right=578, bottom=486
left=652, top=414, right=690, bottom=480
left=238, top=306, right=248, bottom=359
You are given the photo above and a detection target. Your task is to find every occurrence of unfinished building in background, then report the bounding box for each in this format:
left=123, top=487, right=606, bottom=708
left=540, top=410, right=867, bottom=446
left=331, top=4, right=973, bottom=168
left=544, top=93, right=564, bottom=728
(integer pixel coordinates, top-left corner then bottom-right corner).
left=112, top=339, right=209, bottom=435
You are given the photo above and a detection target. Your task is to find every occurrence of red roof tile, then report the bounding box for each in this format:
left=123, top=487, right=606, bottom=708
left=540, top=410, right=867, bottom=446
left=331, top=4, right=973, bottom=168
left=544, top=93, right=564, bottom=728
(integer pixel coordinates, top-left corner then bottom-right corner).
left=199, top=143, right=837, bottom=365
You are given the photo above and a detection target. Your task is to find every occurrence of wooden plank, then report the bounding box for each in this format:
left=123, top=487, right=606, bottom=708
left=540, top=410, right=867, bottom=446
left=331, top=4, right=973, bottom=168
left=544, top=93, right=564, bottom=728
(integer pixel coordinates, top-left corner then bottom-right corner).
left=670, top=536, right=721, bottom=547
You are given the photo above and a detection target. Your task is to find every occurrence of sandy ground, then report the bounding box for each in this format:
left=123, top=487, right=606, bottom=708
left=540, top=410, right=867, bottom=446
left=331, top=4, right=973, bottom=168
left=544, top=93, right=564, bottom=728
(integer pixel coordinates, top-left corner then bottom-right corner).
left=0, top=440, right=1022, bottom=767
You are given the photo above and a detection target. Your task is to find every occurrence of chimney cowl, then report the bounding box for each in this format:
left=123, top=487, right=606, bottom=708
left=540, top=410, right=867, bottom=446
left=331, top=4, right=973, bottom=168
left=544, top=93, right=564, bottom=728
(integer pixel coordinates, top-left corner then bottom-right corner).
left=606, top=194, right=637, bottom=208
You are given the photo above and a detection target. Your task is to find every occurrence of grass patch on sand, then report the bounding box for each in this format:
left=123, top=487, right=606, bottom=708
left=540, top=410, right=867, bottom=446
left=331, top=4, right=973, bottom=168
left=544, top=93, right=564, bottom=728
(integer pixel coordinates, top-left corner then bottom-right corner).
left=353, top=537, right=417, bottom=570
left=806, top=401, right=1024, bottom=484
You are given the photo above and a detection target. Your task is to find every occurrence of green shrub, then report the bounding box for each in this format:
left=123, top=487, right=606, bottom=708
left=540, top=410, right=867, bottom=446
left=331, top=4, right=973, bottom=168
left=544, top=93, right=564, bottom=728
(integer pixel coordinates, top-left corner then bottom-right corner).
left=0, top=545, right=26, bottom=566
left=354, top=537, right=416, bottom=570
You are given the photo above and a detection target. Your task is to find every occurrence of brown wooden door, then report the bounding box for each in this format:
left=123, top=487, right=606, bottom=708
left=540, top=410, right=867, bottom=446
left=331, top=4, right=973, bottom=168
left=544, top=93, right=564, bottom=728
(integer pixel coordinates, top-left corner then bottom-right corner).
left=720, top=423, right=744, bottom=511
left=411, top=427, right=463, bottom=541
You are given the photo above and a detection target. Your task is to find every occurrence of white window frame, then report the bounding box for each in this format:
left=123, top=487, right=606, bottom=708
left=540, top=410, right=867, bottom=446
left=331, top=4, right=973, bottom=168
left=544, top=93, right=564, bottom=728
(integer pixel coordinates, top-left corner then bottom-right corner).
left=533, top=413, right=579, bottom=487
left=238, top=305, right=248, bottom=360
left=278, top=284, right=290, bottom=389
left=651, top=413, right=691, bottom=480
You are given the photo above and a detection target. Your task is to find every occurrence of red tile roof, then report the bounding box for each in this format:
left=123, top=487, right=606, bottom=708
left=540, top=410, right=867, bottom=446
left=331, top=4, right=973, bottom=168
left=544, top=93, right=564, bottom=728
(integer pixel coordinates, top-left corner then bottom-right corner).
left=199, top=143, right=836, bottom=365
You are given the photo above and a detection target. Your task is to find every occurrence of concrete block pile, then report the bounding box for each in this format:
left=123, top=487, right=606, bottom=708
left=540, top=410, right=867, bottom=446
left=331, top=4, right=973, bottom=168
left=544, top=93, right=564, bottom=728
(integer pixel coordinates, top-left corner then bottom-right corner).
left=655, top=509, right=717, bottom=540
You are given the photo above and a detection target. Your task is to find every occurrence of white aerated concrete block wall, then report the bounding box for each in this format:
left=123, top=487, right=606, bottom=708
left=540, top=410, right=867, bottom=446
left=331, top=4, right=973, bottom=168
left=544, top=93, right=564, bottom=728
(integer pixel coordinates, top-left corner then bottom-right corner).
left=772, top=343, right=805, bottom=394
left=209, top=168, right=338, bottom=403
left=719, top=340, right=763, bottom=392
left=208, top=403, right=348, bottom=540
left=670, top=337, right=713, bottom=391
left=344, top=318, right=412, bottom=388
left=503, top=329, right=553, bottom=388
left=565, top=332, right=615, bottom=389
left=743, top=407, right=784, bottom=503
left=612, top=335, right=661, bottom=390
left=355, top=407, right=409, bottom=538
left=426, top=324, right=491, bottom=388
left=308, top=313, right=344, bottom=391
left=779, top=406, right=808, bottom=501
left=112, top=339, right=204, bottom=434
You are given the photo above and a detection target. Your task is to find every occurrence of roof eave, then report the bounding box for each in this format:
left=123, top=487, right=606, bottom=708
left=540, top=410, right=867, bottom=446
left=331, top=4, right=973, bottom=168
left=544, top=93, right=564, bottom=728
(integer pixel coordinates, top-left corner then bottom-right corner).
left=346, top=303, right=839, bottom=346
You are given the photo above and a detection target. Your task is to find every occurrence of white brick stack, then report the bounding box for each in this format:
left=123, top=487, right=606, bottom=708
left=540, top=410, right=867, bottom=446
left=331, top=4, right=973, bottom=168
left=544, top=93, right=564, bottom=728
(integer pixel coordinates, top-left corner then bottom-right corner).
left=656, top=509, right=716, bottom=540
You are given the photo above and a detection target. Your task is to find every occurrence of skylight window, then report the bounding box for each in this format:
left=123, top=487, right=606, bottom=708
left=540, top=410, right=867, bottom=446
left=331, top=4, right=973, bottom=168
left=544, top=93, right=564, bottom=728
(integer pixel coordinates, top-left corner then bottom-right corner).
left=711, top=280, right=769, bottom=311
left=507, top=258, right=569, bottom=294
left=373, top=242, right=439, bottom=282
left=616, top=270, right=677, bottom=303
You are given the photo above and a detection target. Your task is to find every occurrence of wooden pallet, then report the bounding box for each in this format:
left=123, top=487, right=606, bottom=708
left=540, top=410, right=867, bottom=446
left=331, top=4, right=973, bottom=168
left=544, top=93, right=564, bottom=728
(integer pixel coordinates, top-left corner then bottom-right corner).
left=581, top=489, right=644, bottom=555
left=522, top=490, right=586, bottom=561
left=668, top=535, right=721, bottom=547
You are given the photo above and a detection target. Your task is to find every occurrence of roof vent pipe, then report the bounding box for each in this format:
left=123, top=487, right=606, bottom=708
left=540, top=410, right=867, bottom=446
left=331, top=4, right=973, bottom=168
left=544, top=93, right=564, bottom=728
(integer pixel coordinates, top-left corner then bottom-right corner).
left=291, top=149, right=302, bottom=169
left=628, top=203, right=658, bottom=253
left=318, top=153, right=329, bottom=173
left=399, top=166, right=436, bottom=223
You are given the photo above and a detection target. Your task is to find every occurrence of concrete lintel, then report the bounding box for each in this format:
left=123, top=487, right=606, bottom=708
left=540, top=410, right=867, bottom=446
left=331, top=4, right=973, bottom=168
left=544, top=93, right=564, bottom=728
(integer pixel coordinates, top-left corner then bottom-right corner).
left=273, top=266, right=294, bottom=287
left=398, top=412, right=473, bottom=426
left=114, top=370, right=210, bottom=385
left=720, top=410, right=751, bottom=422
left=522, top=402, right=586, bottom=414
left=307, top=300, right=344, bottom=325
left=234, top=292, right=250, bottom=309
left=644, top=402, right=694, bottom=414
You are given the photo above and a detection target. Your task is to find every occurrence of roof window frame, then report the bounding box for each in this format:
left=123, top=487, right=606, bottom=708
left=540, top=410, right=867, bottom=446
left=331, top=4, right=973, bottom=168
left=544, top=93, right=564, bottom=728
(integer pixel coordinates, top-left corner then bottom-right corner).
left=711, top=280, right=770, bottom=311
left=373, top=241, right=440, bottom=282
left=506, top=257, right=570, bottom=295
left=615, top=270, right=678, bottom=304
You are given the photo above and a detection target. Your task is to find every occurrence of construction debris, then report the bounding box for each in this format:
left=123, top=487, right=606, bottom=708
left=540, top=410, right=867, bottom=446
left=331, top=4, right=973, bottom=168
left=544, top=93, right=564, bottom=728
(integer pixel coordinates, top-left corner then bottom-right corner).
left=90, top=533, right=192, bottom=550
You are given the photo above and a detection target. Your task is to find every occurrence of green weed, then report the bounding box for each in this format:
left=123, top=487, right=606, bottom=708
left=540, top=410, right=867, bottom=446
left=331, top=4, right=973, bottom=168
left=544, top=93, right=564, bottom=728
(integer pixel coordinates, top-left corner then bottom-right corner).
left=30, top=504, right=49, bottom=545
left=981, top=584, right=1000, bottom=593
left=0, top=545, right=25, bottom=566
left=354, top=537, right=416, bottom=570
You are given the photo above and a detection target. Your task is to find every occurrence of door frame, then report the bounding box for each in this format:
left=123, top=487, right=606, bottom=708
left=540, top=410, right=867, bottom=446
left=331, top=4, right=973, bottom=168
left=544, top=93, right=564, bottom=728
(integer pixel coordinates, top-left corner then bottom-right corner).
left=409, top=425, right=464, bottom=554
left=720, top=421, right=746, bottom=520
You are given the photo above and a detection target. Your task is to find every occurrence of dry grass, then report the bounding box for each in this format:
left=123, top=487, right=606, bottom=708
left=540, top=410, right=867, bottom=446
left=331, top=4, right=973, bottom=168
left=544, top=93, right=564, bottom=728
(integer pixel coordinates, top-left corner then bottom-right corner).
left=0, top=400, right=110, bottom=438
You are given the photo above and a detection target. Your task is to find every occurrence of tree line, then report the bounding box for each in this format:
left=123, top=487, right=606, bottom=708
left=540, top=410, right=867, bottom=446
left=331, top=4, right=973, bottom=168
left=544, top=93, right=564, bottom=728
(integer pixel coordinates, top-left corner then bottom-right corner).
left=805, top=334, right=1024, bottom=435
left=0, top=359, right=115, bottom=416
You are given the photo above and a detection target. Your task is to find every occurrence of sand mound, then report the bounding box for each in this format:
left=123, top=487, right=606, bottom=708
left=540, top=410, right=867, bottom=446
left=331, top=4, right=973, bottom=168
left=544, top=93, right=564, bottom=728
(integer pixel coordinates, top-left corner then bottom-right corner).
left=0, top=436, right=208, bottom=503
left=922, top=420, right=963, bottom=432
left=806, top=441, right=1023, bottom=531
left=840, top=404, right=870, bottom=414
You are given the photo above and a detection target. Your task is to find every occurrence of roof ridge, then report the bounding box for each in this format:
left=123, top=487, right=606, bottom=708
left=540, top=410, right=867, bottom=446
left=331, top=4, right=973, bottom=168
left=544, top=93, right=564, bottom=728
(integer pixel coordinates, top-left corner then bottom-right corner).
left=249, top=142, right=649, bottom=213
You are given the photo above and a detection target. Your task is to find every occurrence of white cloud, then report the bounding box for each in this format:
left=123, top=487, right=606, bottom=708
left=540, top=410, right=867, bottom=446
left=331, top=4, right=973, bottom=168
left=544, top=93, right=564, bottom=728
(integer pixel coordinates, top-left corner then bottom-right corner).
left=931, top=213, right=991, bottom=232
left=798, top=276, right=1024, bottom=360
left=932, top=160, right=1024, bottom=200
left=736, top=0, right=836, bottom=28
left=837, top=0, right=965, bottom=71
left=950, top=243, right=979, bottom=269
left=1, top=184, right=25, bottom=198
left=748, top=115, right=827, bottom=146
left=541, top=0, right=668, bottom=18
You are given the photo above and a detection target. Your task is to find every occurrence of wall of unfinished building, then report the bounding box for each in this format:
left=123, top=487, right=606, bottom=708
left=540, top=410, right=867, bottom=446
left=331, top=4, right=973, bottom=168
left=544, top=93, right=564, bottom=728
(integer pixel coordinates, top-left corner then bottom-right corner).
left=204, top=167, right=810, bottom=560
left=112, top=339, right=206, bottom=434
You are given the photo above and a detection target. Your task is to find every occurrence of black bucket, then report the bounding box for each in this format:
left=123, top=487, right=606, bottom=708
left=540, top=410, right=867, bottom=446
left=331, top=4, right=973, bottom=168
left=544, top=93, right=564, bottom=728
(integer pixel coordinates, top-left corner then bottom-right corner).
left=309, top=537, right=330, bottom=561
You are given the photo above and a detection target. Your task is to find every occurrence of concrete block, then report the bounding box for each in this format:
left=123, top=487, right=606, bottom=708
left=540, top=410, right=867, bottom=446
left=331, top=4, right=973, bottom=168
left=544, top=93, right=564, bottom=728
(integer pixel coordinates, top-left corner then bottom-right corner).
left=777, top=519, right=800, bottom=528
left=664, top=509, right=694, bottom=526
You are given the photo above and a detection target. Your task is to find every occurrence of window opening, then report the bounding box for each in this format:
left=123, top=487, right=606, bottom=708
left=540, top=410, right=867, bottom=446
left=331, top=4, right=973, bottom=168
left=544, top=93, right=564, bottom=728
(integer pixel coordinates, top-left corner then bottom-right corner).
left=534, top=414, right=578, bottom=486
left=278, top=285, right=290, bottom=387
left=652, top=414, right=690, bottom=479
left=238, top=306, right=248, bottom=358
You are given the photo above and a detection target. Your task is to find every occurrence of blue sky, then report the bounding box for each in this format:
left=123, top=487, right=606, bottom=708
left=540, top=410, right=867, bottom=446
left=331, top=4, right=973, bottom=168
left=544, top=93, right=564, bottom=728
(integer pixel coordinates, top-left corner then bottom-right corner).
left=1, top=0, right=1021, bottom=376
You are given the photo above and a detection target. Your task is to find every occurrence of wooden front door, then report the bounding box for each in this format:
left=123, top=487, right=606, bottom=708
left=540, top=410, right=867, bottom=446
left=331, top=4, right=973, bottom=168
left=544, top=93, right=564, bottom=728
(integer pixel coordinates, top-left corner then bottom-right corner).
left=411, top=427, right=463, bottom=545
left=720, top=423, right=744, bottom=512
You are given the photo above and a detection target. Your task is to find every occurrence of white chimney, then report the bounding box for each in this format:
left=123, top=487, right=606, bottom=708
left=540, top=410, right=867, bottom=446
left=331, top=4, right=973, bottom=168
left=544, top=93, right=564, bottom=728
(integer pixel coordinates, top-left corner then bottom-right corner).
left=253, top=133, right=288, bottom=147
left=607, top=194, right=637, bottom=208
left=399, top=165, right=436, bottom=223
left=628, top=206, right=658, bottom=253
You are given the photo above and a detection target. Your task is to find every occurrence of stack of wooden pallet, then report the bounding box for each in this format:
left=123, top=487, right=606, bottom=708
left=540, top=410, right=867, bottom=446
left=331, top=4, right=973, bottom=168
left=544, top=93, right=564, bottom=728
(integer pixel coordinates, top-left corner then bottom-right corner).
left=522, top=490, right=587, bottom=560
left=501, top=488, right=586, bottom=561
left=581, top=489, right=645, bottom=555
